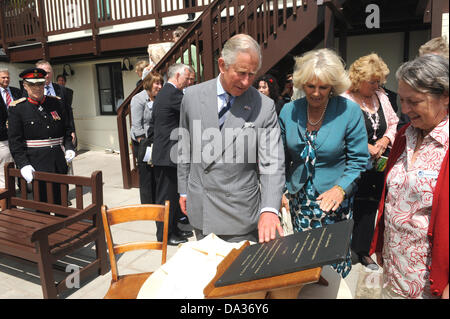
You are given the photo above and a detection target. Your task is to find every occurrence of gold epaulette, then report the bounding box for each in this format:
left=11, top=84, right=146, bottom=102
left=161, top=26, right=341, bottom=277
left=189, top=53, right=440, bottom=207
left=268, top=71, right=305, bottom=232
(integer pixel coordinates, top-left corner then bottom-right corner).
left=8, top=97, right=26, bottom=107
left=47, top=95, right=61, bottom=100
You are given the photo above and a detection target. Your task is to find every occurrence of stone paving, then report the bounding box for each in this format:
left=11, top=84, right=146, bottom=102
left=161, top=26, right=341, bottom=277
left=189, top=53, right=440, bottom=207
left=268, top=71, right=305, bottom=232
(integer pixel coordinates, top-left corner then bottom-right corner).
left=0, top=151, right=381, bottom=299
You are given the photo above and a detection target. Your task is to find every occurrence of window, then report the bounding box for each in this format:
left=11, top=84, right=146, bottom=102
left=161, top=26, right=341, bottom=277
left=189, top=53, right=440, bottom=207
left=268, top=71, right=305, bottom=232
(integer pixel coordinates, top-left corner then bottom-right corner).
left=96, top=62, right=124, bottom=115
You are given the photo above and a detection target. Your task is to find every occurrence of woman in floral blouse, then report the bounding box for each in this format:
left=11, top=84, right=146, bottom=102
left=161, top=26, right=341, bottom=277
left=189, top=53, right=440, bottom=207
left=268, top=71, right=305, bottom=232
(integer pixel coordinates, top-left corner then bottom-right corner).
left=371, top=54, right=449, bottom=299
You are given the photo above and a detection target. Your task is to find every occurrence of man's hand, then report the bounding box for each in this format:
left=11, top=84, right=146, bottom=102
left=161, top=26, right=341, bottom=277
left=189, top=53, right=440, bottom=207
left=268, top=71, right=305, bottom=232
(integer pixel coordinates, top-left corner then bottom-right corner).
left=258, top=212, right=284, bottom=243
left=179, top=196, right=187, bottom=215
left=20, top=165, right=35, bottom=183
left=65, top=150, right=76, bottom=163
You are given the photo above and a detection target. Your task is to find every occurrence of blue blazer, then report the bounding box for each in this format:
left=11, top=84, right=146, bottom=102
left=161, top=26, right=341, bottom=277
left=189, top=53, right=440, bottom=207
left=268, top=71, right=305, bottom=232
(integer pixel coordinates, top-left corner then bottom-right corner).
left=279, top=96, right=369, bottom=197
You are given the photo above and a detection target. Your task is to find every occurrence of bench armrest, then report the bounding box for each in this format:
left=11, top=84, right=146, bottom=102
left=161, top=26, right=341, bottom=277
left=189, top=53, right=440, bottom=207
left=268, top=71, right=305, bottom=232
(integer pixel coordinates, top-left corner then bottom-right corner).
left=0, top=189, right=12, bottom=200
left=30, top=204, right=100, bottom=243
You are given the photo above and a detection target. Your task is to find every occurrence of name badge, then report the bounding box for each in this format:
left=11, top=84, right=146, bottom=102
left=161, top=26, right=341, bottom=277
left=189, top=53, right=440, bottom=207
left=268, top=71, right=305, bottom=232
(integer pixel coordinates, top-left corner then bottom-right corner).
left=417, top=170, right=439, bottom=179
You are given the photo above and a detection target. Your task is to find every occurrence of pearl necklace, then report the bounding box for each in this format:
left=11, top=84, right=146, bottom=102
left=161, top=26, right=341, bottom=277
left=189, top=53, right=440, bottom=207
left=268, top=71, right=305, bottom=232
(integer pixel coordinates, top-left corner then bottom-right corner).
left=360, top=94, right=379, bottom=140
left=307, top=103, right=327, bottom=126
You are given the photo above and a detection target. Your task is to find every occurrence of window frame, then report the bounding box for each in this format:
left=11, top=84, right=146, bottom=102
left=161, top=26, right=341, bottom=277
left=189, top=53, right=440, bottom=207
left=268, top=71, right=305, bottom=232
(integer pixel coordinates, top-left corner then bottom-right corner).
left=96, top=62, right=124, bottom=115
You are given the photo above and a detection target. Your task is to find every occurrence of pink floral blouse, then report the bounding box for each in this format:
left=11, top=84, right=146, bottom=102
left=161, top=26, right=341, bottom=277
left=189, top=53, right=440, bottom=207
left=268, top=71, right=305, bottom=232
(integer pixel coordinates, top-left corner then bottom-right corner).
left=382, top=115, right=449, bottom=298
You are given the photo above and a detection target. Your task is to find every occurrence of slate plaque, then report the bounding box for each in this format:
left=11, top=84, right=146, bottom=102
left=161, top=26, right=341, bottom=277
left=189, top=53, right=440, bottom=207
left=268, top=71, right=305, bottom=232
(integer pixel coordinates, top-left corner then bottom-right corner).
left=215, top=219, right=354, bottom=287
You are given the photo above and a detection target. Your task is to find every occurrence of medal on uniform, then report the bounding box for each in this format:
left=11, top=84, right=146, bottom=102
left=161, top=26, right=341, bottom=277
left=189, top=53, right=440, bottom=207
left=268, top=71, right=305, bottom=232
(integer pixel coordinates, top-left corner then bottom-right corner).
left=50, top=111, right=61, bottom=120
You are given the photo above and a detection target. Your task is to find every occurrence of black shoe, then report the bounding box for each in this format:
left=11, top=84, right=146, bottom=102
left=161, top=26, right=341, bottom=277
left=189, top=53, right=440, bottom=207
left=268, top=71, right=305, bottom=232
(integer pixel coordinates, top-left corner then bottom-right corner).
left=187, top=13, right=195, bottom=21
left=177, top=230, right=193, bottom=239
left=359, top=254, right=379, bottom=271
left=167, top=235, right=188, bottom=246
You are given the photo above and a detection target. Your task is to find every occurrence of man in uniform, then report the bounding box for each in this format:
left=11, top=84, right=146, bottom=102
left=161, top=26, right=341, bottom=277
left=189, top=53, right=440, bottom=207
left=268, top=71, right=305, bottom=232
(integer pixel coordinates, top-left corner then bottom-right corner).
left=7, top=67, right=75, bottom=204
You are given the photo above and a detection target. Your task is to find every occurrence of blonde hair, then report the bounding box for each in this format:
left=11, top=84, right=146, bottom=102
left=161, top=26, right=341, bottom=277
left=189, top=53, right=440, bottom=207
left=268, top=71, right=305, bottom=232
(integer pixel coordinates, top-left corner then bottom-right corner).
left=293, top=48, right=350, bottom=95
left=348, top=53, right=389, bottom=92
left=135, top=60, right=149, bottom=73
left=419, top=36, right=449, bottom=59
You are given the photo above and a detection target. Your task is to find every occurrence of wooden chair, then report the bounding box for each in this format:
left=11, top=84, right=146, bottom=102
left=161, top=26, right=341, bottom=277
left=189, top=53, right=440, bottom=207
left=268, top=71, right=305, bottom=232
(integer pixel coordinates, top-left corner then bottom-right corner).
left=101, top=201, right=170, bottom=299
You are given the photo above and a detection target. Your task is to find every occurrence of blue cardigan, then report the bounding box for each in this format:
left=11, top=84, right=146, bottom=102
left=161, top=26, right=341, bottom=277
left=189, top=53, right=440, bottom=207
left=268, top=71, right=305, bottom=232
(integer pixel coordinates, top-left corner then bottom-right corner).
left=279, top=96, right=369, bottom=197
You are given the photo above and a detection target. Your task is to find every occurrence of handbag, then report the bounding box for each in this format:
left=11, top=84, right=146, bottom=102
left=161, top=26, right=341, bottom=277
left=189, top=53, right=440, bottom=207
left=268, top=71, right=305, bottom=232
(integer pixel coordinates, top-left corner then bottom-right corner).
left=137, top=138, right=153, bottom=164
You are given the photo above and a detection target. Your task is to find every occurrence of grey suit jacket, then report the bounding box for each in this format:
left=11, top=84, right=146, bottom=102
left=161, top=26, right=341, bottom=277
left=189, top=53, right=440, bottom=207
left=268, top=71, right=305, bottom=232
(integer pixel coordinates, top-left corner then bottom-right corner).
left=177, top=77, right=285, bottom=236
left=130, top=90, right=153, bottom=141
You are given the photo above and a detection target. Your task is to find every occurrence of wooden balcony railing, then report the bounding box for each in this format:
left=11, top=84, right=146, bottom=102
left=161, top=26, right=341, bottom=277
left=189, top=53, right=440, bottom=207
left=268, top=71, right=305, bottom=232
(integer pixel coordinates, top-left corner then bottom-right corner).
left=116, top=0, right=327, bottom=189
left=0, top=0, right=211, bottom=49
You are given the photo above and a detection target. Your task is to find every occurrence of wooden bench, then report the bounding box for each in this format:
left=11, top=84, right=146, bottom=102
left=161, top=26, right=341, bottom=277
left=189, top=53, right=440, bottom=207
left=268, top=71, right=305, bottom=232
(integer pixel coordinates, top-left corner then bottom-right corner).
left=0, top=162, right=108, bottom=299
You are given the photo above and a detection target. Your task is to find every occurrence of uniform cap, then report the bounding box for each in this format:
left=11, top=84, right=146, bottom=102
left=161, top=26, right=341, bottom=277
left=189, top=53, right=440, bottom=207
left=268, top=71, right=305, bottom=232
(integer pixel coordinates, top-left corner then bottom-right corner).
left=19, top=67, right=47, bottom=83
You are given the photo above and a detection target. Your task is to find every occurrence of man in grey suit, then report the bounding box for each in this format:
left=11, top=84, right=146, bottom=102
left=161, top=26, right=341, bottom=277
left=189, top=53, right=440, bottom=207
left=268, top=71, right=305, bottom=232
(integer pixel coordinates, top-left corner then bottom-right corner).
left=177, top=34, right=285, bottom=243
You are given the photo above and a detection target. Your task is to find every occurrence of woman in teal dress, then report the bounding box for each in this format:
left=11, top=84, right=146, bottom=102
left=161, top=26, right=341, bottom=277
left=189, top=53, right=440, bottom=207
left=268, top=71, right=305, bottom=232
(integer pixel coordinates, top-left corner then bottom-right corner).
left=279, top=49, right=370, bottom=277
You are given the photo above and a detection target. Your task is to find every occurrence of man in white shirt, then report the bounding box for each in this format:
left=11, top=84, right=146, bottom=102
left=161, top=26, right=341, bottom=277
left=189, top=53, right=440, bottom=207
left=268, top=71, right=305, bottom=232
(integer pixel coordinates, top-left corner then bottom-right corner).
left=0, top=68, right=22, bottom=210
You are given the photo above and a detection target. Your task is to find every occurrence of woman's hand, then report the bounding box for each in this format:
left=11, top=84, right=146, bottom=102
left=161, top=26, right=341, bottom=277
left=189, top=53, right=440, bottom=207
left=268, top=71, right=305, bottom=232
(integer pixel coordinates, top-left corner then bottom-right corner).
left=368, top=143, right=382, bottom=159
left=375, top=136, right=390, bottom=158
left=316, top=186, right=345, bottom=213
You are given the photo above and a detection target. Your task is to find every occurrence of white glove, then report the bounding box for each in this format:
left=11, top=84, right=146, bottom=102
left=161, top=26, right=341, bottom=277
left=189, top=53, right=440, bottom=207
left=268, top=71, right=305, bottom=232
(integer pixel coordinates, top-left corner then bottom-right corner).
left=65, top=150, right=76, bottom=163
left=20, top=165, right=35, bottom=183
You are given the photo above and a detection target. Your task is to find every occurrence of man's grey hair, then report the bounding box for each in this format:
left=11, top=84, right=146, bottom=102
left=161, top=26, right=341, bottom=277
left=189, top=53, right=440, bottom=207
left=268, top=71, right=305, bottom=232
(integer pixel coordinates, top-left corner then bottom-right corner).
left=221, top=34, right=262, bottom=70
left=396, top=54, right=449, bottom=96
left=167, top=63, right=193, bottom=80
left=36, top=60, right=52, bottom=68
left=0, top=68, right=9, bottom=73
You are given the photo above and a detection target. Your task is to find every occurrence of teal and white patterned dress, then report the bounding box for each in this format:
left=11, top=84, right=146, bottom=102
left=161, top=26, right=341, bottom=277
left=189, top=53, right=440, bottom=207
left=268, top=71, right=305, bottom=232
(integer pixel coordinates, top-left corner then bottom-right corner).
left=287, top=130, right=353, bottom=278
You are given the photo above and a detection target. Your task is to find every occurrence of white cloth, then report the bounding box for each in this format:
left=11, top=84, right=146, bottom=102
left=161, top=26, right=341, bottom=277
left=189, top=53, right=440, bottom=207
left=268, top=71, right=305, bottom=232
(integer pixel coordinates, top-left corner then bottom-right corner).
left=137, top=234, right=246, bottom=299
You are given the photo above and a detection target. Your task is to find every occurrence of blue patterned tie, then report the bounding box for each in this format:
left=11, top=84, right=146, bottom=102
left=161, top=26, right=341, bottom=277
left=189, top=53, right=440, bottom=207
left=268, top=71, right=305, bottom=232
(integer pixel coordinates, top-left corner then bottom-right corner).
left=218, top=93, right=232, bottom=130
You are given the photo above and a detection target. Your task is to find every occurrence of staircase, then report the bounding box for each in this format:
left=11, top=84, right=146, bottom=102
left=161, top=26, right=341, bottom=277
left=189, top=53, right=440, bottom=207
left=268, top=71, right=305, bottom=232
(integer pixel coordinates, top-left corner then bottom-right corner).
left=117, top=0, right=343, bottom=189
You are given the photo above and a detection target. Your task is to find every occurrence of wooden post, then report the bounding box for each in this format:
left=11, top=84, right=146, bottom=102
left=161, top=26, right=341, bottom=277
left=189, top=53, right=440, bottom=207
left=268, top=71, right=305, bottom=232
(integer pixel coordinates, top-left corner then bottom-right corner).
left=153, top=0, right=163, bottom=42
left=431, top=0, right=448, bottom=38
left=89, top=0, right=100, bottom=55
left=0, top=1, right=8, bottom=57
left=36, top=238, right=58, bottom=299
left=36, top=0, right=49, bottom=60
left=201, top=11, right=215, bottom=80
left=324, top=5, right=334, bottom=49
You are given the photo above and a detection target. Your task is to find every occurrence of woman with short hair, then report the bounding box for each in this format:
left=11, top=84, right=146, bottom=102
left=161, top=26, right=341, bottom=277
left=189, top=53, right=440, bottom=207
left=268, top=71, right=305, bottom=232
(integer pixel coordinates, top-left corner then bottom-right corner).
left=341, top=53, right=399, bottom=270
left=130, top=71, right=164, bottom=204
left=371, top=54, right=449, bottom=299
left=279, top=49, right=369, bottom=277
